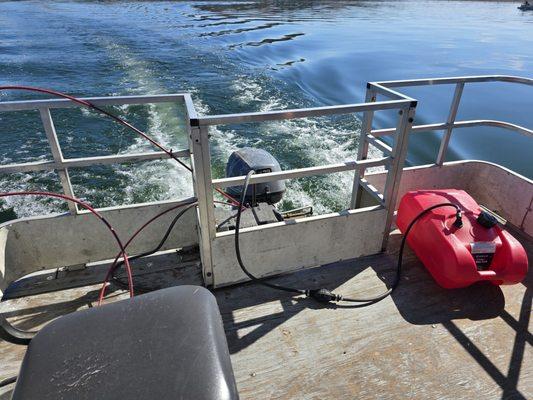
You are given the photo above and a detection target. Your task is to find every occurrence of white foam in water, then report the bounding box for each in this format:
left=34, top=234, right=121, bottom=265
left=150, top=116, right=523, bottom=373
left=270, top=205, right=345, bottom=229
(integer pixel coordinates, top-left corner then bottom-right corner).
left=0, top=130, right=67, bottom=217
left=232, top=76, right=283, bottom=112
left=217, top=75, right=374, bottom=213
left=98, top=41, right=194, bottom=203
left=0, top=171, right=66, bottom=217
left=1, top=40, right=195, bottom=218
left=274, top=118, right=358, bottom=212
left=1, top=50, right=374, bottom=218
left=189, top=89, right=246, bottom=167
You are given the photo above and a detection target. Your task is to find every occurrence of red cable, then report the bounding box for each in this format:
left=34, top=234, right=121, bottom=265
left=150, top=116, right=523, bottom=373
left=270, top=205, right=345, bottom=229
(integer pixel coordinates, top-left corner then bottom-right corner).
left=213, top=200, right=236, bottom=206
left=0, top=191, right=134, bottom=299
left=215, top=189, right=241, bottom=207
left=97, top=201, right=194, bottom=304
left=97, top=199, right=237, bottom=303
left=0, top=85, right=176, bottom=163
left=0, top=87, right=245, bottom=300
left=0, top=85, right=242, bottom=207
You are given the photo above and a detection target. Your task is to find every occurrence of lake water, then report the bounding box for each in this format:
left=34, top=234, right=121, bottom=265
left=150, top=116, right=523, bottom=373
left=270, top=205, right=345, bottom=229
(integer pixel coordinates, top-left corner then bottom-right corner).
left=1, top=0, right=532, bottom=216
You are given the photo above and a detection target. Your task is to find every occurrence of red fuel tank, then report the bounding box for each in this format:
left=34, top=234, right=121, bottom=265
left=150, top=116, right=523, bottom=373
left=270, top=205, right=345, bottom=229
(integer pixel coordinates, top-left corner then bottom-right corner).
left=396, top=189, right=528, bottom=289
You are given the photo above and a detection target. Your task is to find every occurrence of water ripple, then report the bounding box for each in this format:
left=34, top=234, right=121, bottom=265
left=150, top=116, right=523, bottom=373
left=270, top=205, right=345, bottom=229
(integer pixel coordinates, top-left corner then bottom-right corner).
left=229, top=33, right=305, bottom=49
left=199, top=22, right=283, bottom=38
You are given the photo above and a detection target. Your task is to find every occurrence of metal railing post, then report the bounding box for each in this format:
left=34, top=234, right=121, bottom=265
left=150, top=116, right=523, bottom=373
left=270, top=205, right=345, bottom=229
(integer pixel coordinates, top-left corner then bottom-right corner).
left=381, top=104, right=417, bottom=250
left=39, top=108, right=78, bottom=214
left=350, top=86, right=376, bottom=209
left=189, top=123, right=216, bottom=286
left=436, top=82, right=464, bottom=165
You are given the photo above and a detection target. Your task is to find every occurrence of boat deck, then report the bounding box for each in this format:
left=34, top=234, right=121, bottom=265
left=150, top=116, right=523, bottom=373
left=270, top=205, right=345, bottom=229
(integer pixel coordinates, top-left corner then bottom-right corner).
left=0, top=230, right=531, bottom=399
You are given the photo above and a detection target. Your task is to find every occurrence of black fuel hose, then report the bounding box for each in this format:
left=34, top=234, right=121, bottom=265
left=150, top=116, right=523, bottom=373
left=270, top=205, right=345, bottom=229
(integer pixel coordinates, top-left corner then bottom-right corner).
left=235, top=170, right=462, bottom=305
left=111, top=202, right=198, bottom=293
left=0, top=375, right=17, bottom=388
left=340, top=202, right=462, bottom=303
left=235, top=171, right=306, bottom=295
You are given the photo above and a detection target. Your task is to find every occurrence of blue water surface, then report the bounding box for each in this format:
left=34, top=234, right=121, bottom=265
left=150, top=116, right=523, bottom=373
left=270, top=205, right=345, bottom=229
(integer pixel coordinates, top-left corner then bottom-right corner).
left=0, top=0, right=531, bottom=216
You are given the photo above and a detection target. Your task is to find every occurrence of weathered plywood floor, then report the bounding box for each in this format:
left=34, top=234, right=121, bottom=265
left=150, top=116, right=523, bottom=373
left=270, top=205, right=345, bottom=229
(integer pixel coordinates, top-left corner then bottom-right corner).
left=0, top=232, right=531, bottom=399
left=0, top=251, right=203, bottom=399
left=216, top=231, right=532, bottom=399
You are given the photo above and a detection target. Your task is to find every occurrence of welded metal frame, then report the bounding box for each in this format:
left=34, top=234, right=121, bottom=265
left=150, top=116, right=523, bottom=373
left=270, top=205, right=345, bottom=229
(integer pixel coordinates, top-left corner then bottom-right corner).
left=366, top=75, right=533, bottom=162
left=194, top=75, right=531, bottom=281
left=0, top=94, right=190, bottom=215
left=190, top=98, right=416, bottom=283
left=350, top=86, right=377, bottom=208
left=195, top=99, right=413, bottom=190
left=354, top=75, right=532, bottom=246
left=0, top=75, right=530, bottom=287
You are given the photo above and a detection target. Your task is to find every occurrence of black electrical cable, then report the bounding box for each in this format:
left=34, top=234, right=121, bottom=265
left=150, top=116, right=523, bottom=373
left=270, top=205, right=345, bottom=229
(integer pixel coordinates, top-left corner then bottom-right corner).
left=0, top=375, right=17, bottom=388
left=235, top=171, right=306, bottom=295
left=340, top=202, right=462, bottom=303
left=235, top=170, right=463, bottom=304
left=0, top=86, right=244, bottom=207
left=216, top=211, right=239, bottom=230
left=111, top=202, right=198, bottom=293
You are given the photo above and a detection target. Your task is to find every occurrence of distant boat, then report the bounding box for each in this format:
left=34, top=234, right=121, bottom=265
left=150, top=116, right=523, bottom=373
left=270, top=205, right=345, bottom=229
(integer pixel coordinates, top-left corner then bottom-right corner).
left=518, top=3, right=533, bottom=10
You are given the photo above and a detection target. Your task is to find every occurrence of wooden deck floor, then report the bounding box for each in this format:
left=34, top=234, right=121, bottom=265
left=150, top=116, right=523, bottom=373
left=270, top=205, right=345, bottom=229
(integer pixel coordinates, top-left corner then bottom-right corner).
left=0, top=231, right=531, bottom=399
left=216, top=231, right=532, bottom=399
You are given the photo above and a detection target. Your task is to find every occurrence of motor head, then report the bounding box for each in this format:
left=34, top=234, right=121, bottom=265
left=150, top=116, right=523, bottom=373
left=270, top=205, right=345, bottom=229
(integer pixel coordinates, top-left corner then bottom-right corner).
left=225, top=147, right=285, bottom=205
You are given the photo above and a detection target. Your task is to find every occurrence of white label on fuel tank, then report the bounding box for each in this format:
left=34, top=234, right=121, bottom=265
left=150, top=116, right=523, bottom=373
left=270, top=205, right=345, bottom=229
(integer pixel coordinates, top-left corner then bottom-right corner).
left=470, top=242, right=496, bottom=254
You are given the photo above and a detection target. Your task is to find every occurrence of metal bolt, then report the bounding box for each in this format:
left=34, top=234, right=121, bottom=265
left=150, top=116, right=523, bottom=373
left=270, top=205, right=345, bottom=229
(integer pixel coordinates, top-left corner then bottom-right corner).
left=398, top=110, right=403, bottom=115
left=408, top=117, right=414, bottom=123
left=206, top=272, right=212, bottom=277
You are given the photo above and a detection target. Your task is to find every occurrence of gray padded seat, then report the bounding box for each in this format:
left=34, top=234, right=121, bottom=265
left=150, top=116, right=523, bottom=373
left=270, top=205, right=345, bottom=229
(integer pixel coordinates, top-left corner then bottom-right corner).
left=12, top=286, right=239, bottom=400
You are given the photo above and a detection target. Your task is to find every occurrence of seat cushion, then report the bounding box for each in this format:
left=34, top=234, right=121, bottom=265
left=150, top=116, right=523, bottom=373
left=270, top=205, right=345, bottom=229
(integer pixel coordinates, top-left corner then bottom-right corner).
left=12, top=286, right=239, bottom=400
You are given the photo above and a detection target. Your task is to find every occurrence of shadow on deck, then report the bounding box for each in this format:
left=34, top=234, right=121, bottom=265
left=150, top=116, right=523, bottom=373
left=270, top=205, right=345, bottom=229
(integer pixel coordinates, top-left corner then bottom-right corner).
left=0, top=233, right=531, bottom=399
left=214, top=231, right=531, bottom=399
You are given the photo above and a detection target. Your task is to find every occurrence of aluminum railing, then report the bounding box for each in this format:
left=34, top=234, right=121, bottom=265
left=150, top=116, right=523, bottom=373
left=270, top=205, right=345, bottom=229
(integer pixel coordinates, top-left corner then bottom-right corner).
left=0, top=75, right=530, bottom=283
left=0, top=94, right=192, bottom=213
left=189, top=75, right=532, bottom=264
left=350, top=76, right=532, bottom=235
left=187, top=98, right=417, bottom=282
left=362, top=75, right=533, bottom=166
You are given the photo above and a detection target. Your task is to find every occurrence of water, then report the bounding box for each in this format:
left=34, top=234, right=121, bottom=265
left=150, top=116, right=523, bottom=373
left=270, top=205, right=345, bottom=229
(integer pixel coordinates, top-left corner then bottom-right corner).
left=1, top=0, right=532, bottom=217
